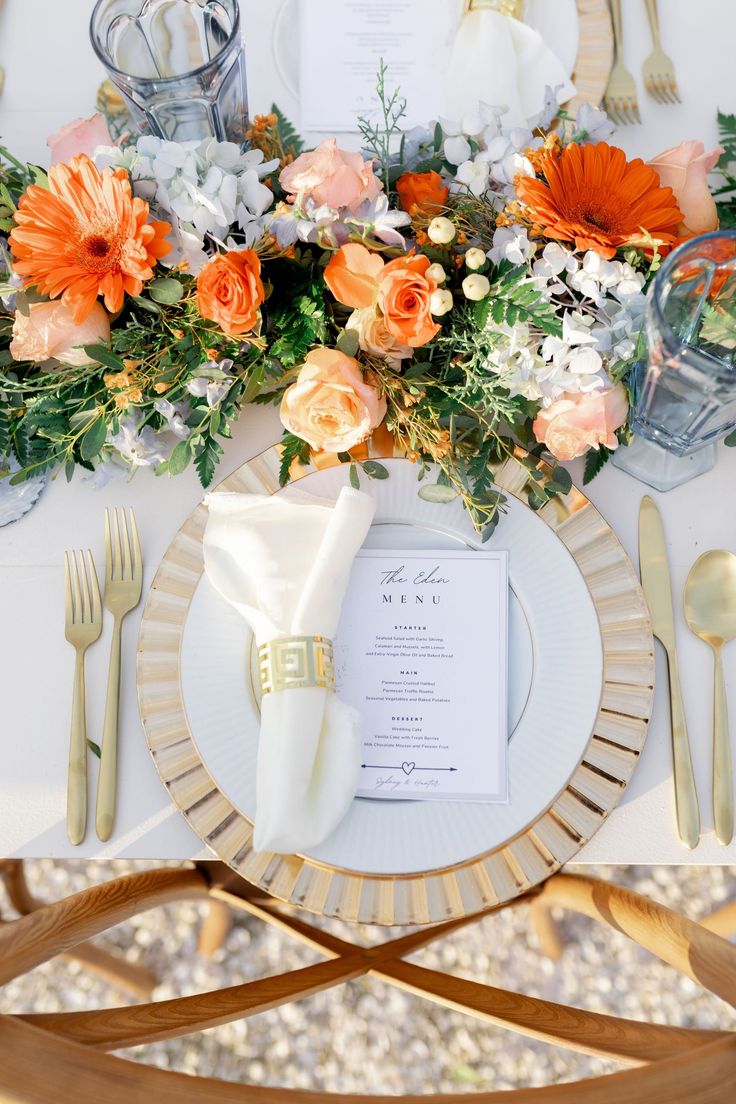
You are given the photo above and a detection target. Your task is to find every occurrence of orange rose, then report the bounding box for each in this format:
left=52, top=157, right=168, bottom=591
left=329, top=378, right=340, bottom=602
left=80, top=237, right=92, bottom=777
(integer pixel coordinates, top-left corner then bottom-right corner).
left=324, top=242, right=385, bottom=310
left=377, top=254, right=440, bottom=348
left=196, top=249, right=264, bottom=336
left=396, top=171, right=450, bottom=216
left=280, top=347, right=386, bottom=453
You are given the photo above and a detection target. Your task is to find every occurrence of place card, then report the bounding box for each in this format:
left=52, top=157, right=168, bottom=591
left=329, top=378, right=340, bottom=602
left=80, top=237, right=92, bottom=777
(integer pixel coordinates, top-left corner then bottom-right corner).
left=334, top=549, right=508, bottom=802
left=298, top=0, right=458, bottom=132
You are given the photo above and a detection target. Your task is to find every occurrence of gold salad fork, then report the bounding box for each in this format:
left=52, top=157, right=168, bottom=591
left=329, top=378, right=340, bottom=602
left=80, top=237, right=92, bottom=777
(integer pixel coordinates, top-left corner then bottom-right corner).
left=642, top=0, right=680, bottom=103
left=64, top=550, right=102, bottom=845
left=96, top=508, right=142, bottom=842
left=604, top=0, right=641, bottom=125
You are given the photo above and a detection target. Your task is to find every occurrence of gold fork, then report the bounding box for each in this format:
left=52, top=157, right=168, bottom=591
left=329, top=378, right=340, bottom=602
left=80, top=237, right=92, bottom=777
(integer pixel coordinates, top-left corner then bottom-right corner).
left=642, top=0, right=680, bottom=104
left=96, top=508, right=142, bottom=842
left=604, top=0, right=641, bottom=125
left=64, top=550, right=102, bottom=845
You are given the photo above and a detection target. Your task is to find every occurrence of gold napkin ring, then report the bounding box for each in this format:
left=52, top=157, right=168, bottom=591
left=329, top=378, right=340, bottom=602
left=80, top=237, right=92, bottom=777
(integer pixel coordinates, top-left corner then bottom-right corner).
left=258, top=636, right=335, bottom=695
left=463, top=0, right=523, bottom=17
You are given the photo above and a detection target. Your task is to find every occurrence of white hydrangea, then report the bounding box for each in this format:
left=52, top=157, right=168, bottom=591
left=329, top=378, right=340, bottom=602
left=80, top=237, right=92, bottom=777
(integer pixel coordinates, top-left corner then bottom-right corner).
left=485, top=321, right=545, bottom=401
left=96, top=138, right=278, bottom=274
left=488, top=226, right=534, bottom=267
left=186, top=359, right=236, bottom=406
left=441, top=104, right=538, bottom=198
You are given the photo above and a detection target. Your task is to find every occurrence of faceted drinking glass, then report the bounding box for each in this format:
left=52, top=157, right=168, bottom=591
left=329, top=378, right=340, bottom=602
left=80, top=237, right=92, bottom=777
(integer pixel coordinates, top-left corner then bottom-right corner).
left=613, top=230, right=736, bottom=491
left=90, top=0, right=248, bottom=144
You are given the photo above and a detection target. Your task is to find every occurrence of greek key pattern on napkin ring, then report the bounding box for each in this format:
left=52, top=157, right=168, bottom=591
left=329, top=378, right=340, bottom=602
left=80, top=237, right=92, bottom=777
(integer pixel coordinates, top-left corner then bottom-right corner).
left=258, top=636, right=335, bottom=695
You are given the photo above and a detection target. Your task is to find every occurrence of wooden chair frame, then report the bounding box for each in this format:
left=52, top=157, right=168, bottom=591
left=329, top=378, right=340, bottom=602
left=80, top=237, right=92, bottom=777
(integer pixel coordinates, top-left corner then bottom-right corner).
left=0, top=861, right=734, bottom=1102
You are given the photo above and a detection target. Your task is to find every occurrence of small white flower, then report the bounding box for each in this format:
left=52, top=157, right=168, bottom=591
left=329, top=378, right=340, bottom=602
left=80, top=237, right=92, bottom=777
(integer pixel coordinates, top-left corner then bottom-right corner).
left=454, top=157, right=491, bottom=197
left=186, top=359, right=235, bottom=407
left=427, top=216, right=456, bottom=245
left=107, top=414, right=167, bottom=468
left=426, top=263, right=447, bottom=284
left=344, top=194, right=411, bottom=248
left=573, top=103, right=615, bottom=144
left=464, top=247, right=487, bottom=271
left=153, top=398, right=190, bottom=439
left=532, top=242, right=571, bottom=279
left=462, top=273, right=491, bottom=301
left=444, top=134, right=472, bottom=166
left=489, top=226, right=534, bottom=267
left=430, top=288, right=454, bottom=316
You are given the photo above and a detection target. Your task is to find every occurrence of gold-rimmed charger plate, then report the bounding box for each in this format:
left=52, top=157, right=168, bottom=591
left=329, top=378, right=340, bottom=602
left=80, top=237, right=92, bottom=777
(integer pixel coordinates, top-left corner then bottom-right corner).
left=137, top=443, right=653, bottom=925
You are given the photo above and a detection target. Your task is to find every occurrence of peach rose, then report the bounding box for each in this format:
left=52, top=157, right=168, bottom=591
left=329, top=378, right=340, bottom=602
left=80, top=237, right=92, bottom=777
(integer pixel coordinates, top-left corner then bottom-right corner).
left=324, top=243, right=385, bottom=309
left=279, top=139, right=383, bottom=213
left=377, top=254, right=440, bottom=348
left=280, top=347, right=386, bottom=453
left=346, top=307, right=413, bottom=369
left=649, top=141, right=724, bottom=238
left=10, top=299, right=110, bottom=366
left=196, top=249, right=264, bottom=336
left=47, top=114, right=113, bottom=164
left=532, top=385, right=629, bottom=462
left=396, top=171, right=450, bottom=216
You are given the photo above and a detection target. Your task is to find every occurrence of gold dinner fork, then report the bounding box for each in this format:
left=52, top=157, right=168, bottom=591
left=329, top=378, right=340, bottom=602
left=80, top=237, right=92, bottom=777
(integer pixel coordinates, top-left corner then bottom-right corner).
left=96, top=508, right=142, bottom=842
left=642, top=0, right=680, bottom=103
left=64, top=550, right=102, bottom=845
left=604, top=0, right=641, bottom=125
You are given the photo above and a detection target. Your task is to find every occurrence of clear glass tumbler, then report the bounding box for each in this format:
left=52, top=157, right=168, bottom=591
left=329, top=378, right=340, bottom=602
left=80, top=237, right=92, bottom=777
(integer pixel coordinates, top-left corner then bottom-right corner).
left=613, top=230, right=736, bottom=491
left=90, top=0, right=248, bottom=145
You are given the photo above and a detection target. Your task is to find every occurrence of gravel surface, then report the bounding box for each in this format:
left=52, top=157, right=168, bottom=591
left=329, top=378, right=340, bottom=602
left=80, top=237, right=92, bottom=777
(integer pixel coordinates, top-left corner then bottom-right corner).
left=1, top=861, right=734, bottom=1094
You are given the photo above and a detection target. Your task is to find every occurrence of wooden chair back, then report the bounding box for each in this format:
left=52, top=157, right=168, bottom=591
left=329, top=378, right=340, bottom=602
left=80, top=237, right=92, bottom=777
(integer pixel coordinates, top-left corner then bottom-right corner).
left=0, top=863, right=734, bottom=1103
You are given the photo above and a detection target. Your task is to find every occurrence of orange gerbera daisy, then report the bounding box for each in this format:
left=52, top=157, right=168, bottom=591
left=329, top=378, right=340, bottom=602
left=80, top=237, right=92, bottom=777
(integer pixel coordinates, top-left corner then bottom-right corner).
left=9, top=155, right=172, bottom=323
left=516, top=142, right=683, bottom=260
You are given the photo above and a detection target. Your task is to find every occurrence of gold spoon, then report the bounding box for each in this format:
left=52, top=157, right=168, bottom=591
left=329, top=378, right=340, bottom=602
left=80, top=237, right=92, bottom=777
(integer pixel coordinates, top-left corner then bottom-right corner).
left=684, top=550, right=736, bottom=845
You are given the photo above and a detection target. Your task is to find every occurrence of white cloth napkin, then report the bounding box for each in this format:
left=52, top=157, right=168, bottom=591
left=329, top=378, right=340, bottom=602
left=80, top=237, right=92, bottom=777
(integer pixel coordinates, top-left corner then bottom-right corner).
left=203, top=486, right=376, bottom=854
left=444, top=8, right=577, bottom=127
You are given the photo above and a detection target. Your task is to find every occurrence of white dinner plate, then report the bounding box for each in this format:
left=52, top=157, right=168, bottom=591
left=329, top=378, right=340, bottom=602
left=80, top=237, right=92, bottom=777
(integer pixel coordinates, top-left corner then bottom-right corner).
left=180, top=459, right=603, bottom=876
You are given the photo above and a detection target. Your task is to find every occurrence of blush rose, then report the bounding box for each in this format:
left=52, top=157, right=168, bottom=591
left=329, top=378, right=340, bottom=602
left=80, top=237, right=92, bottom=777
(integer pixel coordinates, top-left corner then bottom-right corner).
left=280, top=347, right=386, bottom=453
left=649, top=140, right=724, bottom=238
left=10, top=299, right=111, bottom=366
left=47, top=114, right=114, bottom=164
left=279, top=139, right=383, bottom=213
left=532, top=385, right=629, bottom=462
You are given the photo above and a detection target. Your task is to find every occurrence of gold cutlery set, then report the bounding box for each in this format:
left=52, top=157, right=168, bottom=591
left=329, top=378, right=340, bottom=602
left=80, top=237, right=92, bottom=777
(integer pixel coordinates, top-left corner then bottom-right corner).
left=604, top=0, right=680, bottom=125
left=640, top=497, right=736, bottom=848
left=63, top=508, right=142, bottom=845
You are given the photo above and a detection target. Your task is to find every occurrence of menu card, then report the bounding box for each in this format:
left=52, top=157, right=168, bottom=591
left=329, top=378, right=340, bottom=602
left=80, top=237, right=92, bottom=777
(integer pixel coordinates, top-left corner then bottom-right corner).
left=298, top=0, right=457, bottom=132
left=334, top=550, right=508, bottom=802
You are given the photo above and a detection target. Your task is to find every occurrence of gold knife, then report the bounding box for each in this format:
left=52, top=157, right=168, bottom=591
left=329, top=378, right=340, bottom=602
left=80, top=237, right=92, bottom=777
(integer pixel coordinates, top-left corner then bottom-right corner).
left=639, top=496, right=700, bottom=849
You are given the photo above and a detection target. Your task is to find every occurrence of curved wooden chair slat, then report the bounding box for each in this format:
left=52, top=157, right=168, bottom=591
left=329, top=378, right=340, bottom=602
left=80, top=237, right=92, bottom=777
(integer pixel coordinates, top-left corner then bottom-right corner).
left=537, top=874, right=736, bottom=1006
left=1, top=1016, right=736, bottom=1104
left=0, top=867, right=209, bottom=986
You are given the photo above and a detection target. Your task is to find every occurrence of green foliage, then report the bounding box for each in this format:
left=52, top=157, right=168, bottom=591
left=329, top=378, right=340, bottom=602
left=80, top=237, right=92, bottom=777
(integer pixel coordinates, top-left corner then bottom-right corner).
left=583, top=445, right=611, bottom=484
left=278, top=432, right=311, bottom=486
left=271, top=103, right=304, bottom=157
left=357, top=58, right=407, bottom=192
left=485, top=262, right=563, bottom=336
left=267, top=262, right=328, bottom=369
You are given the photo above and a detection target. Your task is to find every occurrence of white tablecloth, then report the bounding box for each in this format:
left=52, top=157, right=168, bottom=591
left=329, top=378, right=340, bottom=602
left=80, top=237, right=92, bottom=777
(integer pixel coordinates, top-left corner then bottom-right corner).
left=1, top=0, right=735, bottom=864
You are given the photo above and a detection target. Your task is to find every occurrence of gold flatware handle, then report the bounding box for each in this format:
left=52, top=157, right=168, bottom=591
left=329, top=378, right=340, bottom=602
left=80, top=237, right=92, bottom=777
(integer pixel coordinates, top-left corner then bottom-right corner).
left=666, top=647, right=700, bottom=849
left=96, top=616, right=122, bottom=842
left=610, top=0, right=624, bottom=60
left=713, top=647, right=733, bottom=845
left=643, top=0, right=661, bottom=47
left=67, top=650, right=87, bottom=846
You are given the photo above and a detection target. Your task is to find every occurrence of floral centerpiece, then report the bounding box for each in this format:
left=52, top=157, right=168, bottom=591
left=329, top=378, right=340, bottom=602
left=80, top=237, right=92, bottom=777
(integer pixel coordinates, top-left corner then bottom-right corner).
left=0, top=72, right=732, bottom=535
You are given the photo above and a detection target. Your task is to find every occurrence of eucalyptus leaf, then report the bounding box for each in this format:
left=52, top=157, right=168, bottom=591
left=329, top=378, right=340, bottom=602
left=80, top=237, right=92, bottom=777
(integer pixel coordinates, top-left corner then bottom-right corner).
left=361, top=460, right=389, bottom=480
left=349, top=462, right=360, bottom=490
left=336, top=329, right=360, bottom=357
left=83, top=344, right=125, bottom=371
left=167, top=439, right=192, bottom=476
left=418, top=483, right=459, bottom=504
left=132, top=294, right=163, bottom=315
left=80, top=417, right=107, bottom=460
left=149, top=277, right=185, bottom=305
